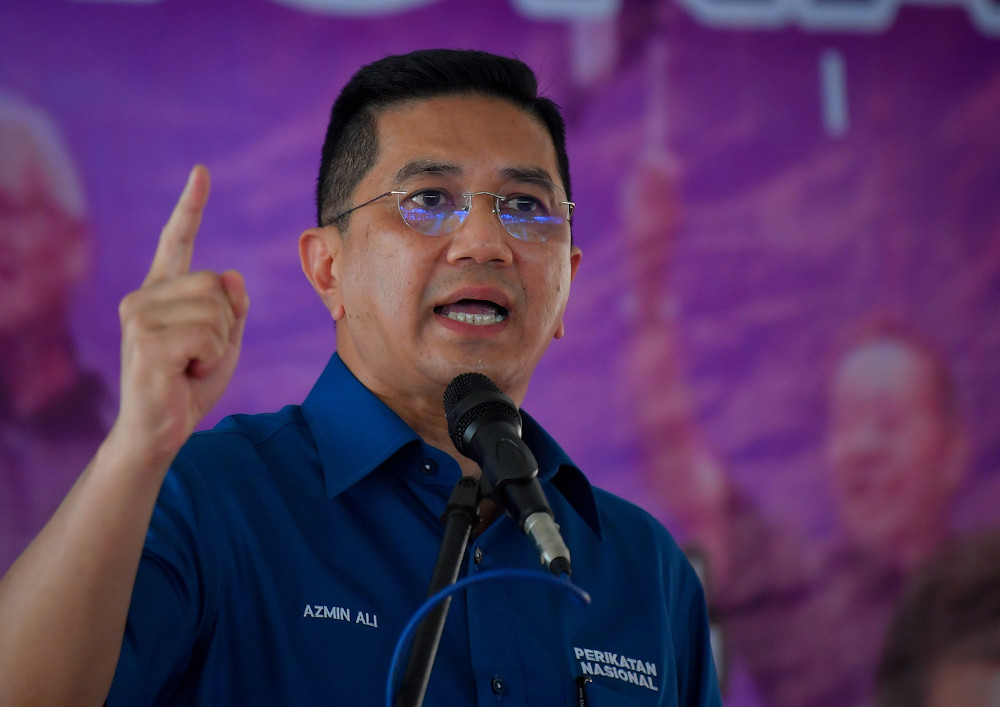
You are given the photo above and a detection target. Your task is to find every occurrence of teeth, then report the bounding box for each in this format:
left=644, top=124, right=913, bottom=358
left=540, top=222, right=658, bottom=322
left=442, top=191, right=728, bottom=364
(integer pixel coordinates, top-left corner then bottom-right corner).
left=446, top=311, right=506, bottom=325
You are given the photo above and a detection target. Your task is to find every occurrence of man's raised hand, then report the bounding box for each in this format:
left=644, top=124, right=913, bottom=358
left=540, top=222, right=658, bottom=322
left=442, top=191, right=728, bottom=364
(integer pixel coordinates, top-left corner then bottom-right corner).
left=113, top=165, right=249, bottom=468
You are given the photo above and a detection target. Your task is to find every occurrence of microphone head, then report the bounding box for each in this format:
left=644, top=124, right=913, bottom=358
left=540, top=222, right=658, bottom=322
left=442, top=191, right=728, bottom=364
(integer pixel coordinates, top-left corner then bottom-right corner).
left=443, top=372, right=522, bottom=457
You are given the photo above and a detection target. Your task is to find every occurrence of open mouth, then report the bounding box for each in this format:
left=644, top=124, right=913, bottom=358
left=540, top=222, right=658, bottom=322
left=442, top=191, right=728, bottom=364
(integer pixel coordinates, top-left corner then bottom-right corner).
left=434, top=299, right=509, bottom=326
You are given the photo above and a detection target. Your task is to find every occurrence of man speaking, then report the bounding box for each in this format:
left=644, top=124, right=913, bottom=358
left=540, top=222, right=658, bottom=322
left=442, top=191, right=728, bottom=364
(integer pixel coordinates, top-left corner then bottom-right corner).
left=0, top=49, right=720, bottom=706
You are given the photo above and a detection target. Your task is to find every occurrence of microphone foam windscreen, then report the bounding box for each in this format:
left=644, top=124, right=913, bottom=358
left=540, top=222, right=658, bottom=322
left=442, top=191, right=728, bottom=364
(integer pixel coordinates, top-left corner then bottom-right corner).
left=443, top=372, right=499, bottom=416
left=443, top=373, right=520, bottom=454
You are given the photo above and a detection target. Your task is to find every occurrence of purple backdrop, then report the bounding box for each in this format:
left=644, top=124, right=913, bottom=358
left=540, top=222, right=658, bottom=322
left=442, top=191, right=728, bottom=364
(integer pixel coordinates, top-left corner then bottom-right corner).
left=2, top=0, right=999, bottom=704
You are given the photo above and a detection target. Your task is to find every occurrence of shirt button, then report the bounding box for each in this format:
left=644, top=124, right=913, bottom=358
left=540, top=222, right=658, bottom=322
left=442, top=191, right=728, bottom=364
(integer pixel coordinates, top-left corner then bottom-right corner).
left=420, top=458, right=438, bottom=475
left=491, top=676, right=506, bottom=696
left=474, top=547, right=484, bottom=565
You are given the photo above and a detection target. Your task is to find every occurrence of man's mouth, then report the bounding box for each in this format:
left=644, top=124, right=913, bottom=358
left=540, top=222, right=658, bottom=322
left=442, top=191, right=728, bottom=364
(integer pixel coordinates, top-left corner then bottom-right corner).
left=434, top=299, right=509, bottom=326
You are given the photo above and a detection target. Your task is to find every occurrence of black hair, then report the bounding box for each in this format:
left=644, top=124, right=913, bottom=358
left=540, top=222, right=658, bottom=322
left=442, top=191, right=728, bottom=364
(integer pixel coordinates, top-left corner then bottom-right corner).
left=315, top=49, right=571, bottom=228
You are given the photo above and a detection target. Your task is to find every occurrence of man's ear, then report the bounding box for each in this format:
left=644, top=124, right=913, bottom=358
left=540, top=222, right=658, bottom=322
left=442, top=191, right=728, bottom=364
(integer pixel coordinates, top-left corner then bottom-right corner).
left=569, top=244, right=582, bottom=283
left=299, top=226, right=345, bottom=321
left=554, top=245, right=583, bottom=340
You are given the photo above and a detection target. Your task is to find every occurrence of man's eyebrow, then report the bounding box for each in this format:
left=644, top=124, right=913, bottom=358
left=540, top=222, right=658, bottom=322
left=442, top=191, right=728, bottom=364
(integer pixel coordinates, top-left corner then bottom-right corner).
left=393, top=159, right=460, bottom=185
left=499, top=166, right=558, bottom=188
left=392, top=161, right=560, bottom=189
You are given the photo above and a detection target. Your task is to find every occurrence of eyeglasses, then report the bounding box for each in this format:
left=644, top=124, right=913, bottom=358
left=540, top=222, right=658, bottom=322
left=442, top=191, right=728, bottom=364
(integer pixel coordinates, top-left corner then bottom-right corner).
left=328, top=178, right=574, bottom=243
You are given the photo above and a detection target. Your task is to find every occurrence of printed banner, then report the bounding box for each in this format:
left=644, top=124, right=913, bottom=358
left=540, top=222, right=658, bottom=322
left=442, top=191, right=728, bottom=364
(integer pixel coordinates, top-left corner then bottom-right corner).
left=2, top=1, right=999, bottom=704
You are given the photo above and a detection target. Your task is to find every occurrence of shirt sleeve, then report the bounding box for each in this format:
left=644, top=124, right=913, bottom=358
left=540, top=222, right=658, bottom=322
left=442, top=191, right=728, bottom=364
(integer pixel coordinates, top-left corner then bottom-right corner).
left=106, top=454, right=219, bottom=706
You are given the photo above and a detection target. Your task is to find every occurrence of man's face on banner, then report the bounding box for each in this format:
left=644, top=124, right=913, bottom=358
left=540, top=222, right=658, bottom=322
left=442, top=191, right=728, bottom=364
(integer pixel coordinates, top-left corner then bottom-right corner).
left=0, top=144, right=87, bottom=335
left=826, top=338, right=966, bottom=564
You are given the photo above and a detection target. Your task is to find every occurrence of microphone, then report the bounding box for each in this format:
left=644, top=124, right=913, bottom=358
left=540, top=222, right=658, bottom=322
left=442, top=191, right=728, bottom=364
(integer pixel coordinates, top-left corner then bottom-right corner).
left=443, top=372, right=572, bottom=577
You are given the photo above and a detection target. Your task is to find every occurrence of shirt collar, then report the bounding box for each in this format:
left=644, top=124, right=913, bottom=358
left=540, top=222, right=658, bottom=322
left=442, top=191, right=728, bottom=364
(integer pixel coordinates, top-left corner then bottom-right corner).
left=520, top=408, right=602, bottom=538
left=301, top=354, right=602, bottom=538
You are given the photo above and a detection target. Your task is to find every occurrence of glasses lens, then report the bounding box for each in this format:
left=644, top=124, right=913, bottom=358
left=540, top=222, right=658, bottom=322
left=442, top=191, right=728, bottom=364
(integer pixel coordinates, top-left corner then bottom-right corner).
left=396, top=187, right=466, bottom=236
left=394, top=179, right=572, bottom=241
left=497, top=179, right=571, bottom=242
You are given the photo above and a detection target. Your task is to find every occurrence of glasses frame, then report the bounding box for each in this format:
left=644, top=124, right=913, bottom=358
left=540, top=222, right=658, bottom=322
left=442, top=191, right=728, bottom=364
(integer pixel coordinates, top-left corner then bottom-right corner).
left=328, top=184, right=575, bottom=242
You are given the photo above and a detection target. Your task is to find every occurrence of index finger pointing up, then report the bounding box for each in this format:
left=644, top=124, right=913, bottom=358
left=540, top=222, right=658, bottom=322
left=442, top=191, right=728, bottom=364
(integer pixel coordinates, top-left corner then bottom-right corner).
left=144, top=165, right=211, bottom=286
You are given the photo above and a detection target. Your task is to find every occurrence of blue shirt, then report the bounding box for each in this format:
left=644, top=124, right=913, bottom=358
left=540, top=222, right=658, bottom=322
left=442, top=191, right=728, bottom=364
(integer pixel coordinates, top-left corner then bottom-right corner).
left=108, top=354, right=721, bottom=706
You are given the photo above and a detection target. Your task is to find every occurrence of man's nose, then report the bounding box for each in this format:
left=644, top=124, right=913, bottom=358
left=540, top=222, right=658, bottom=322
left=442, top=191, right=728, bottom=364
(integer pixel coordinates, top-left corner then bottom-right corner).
left=445, top=193, right=513, bottom=266
left=839, top=420, right=889, bottom=463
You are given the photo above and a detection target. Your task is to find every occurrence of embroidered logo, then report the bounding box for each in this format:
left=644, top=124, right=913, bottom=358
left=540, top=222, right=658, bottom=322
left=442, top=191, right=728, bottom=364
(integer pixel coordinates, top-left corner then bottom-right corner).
left=573, top=646, right=660, bottom=692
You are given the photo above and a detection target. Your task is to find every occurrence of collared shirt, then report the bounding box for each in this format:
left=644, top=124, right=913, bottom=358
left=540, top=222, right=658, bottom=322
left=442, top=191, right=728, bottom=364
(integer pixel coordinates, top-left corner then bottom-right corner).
left=108, top=354, right=720, bottom=706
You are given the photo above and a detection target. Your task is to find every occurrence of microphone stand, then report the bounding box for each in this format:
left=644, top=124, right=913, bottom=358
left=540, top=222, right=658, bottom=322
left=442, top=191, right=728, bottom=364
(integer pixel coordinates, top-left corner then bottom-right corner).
left=394, top=476, right=482, bottom=707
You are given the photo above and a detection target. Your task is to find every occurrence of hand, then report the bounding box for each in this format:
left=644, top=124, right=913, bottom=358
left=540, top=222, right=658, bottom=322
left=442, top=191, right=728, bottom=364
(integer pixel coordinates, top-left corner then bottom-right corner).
left=112, top=165, right=249, bottom=468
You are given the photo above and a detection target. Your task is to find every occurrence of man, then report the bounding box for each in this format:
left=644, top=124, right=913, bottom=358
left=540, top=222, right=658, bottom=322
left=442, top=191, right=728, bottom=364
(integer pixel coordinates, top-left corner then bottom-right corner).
left=0, top=50, right=720, bottom=705
left=631, top=316, right=970, bottom=705
left=0, top=92, right=112, bottom=574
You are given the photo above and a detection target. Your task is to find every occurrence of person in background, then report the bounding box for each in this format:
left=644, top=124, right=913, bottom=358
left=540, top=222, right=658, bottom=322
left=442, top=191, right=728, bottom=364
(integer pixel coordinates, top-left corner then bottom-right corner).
left=630, top=310, right=970, bottom=705
left=0, top=92, right=112, bottom=574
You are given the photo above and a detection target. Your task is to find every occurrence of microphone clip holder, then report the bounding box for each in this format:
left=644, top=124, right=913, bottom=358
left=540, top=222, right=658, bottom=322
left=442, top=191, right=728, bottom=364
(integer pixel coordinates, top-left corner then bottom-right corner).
left=394, top=475, right=482, bottom=707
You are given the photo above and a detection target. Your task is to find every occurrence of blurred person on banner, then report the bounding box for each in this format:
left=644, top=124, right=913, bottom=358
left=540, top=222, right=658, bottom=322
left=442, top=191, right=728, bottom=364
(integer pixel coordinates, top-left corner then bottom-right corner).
left=0, top=92, right=112, bottom=575
left=614, top=40, right=987, bottom=694
left=629, top=254, right=971, bottom=705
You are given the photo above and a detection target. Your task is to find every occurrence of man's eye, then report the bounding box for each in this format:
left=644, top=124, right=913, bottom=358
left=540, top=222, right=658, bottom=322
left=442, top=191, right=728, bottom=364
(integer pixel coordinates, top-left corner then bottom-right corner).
left=407, top=189, right=452, bottom=210
left=504, top=194, right=544, bottom=214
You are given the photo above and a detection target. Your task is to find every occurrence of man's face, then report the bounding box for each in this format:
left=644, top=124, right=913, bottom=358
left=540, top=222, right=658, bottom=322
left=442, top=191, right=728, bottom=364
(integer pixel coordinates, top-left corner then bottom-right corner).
left=826, top=339, right=964, bottom=561
left=320, top=94, right=581, bottom=403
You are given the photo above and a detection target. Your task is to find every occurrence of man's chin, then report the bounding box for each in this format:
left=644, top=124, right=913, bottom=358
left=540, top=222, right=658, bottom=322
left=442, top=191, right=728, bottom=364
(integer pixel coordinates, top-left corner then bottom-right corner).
left=438, top=360, right=504, bottom=385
